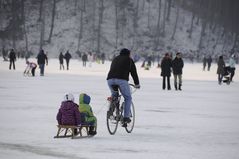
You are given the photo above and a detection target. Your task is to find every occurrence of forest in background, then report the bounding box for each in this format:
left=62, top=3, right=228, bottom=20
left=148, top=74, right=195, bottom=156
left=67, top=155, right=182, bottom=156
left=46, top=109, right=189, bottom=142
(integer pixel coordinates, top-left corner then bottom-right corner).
left=0, top=0, right=239, bottom=57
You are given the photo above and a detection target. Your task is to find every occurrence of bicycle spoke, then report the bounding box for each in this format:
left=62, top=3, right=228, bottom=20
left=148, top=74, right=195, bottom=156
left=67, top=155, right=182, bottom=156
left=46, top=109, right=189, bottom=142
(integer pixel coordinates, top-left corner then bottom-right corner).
left=125, top=102, right=135, bottom=133
left=106, top=102, right=119, bottom=135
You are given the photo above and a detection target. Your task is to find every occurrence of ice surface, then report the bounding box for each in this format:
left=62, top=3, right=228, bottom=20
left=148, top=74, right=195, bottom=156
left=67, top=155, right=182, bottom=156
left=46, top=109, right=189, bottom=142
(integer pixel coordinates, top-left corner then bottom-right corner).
left=0, top=59, right=239, bottom=159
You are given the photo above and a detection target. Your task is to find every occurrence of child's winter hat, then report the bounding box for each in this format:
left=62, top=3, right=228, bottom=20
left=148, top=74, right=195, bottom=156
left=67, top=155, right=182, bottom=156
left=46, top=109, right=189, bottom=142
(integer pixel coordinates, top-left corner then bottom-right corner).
left=64, top=93, right=74, bottom=102
left=79, top=93, right=91, bottom=104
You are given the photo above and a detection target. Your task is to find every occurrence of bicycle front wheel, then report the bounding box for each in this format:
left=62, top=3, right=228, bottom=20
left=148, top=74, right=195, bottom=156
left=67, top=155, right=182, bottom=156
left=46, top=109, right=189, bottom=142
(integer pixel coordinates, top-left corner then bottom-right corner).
left=125, top=102, right=135, bottom=133
left=106, top=103, right=119, bottom=135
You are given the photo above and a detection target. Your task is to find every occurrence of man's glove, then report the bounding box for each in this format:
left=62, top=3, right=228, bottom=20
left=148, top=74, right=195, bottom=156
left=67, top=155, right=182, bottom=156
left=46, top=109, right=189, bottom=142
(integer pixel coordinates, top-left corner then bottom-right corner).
left=135, top=84, right=140, bottom=89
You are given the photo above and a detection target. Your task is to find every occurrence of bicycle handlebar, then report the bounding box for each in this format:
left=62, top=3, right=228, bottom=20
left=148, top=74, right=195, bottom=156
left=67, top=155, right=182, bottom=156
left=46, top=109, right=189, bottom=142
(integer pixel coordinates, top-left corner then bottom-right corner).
left=129, top=83, right=138, bottom=94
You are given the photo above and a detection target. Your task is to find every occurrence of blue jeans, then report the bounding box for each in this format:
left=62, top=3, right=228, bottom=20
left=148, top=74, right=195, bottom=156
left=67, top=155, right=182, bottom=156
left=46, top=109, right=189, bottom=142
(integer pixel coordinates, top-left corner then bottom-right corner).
left=39, top=64, right=45, bottom=76
left=107, top=79, right=132, bottom=118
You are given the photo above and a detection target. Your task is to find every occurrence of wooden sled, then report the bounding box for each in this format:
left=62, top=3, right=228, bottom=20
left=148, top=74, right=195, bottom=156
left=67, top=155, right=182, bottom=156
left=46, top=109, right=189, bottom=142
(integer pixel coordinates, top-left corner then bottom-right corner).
left=54, top=125, right=96, bottom=139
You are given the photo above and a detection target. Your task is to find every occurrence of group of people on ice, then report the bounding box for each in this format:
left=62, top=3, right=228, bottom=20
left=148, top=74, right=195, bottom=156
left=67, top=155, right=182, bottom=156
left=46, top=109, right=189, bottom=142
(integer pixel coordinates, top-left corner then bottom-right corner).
left=56, top=48, right=141, bottom=135
left=160, top=52, right=184, bottom=91
left=59, top=51, right=72, bottom=70
left=202, top=55, right=213, bottom=71
left=216, top=54, right=236, bottom=85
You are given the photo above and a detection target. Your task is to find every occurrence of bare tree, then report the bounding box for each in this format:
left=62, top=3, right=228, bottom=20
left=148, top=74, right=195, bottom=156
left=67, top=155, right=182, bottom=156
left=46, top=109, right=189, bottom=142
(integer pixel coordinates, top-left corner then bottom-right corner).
left=198, top=19, right=207, bottom=51
left=96, top=0, right=104, bottom=54
left=166, top=0, right=172, bottom=21
left=114, top=0, right=119, bottom=49
left=154, top=0, right=162, bottom=48
left=11, top=0, right=17, bottom=49
left=39, top=0, right=45, bottom=51
left=161, top=0, right=167, bottom=36
left=188, top=0, right=195, bottom=38
left=47, top=0, right=56, bottom=43
left=147, top=0, right=151, bottom=28
left=171, top=0, right=180, bottom=40
left=21, top=0, right=29, bottom=53
left=77, top=0, right=85, bottom=51
left=132, top=0, right=140, bottom=49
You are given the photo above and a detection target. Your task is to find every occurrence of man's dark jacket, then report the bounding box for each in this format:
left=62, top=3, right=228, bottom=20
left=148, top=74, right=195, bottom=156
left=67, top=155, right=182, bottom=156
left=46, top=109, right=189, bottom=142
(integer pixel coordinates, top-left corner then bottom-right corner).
left=107, top=54, right=139, bottom=85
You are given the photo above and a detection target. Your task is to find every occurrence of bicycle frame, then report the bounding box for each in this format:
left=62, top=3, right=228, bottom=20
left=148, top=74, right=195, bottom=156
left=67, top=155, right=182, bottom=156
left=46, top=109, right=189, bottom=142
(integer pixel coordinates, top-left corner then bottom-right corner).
left=106, top=83, right=136, bottom=135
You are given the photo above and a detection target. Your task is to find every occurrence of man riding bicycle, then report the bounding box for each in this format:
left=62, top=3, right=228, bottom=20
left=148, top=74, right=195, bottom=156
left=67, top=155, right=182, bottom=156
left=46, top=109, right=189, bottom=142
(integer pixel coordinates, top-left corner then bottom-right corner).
left=107, top=48, right=140, bottom=124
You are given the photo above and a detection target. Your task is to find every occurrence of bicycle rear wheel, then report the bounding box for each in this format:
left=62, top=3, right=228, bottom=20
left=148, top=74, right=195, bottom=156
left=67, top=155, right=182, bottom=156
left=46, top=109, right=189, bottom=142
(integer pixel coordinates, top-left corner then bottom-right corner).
left=106, top=102, right=119, bottom=135
left=125, top=102, right=135, bottom=133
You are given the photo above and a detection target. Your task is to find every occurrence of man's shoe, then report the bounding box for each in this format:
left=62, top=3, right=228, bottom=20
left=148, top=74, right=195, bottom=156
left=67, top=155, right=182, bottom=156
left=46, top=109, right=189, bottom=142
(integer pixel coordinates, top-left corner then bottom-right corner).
left=122, top=123, right=127, bottom=127
left=123, top=117, right=131, bottom=123
left=89, top=130, right=97, bottom=136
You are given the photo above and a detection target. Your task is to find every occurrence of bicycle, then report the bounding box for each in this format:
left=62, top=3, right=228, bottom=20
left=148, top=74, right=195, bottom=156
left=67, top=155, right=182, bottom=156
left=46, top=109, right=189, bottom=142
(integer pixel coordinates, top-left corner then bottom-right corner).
left=106, top=84, right=137, bottom=135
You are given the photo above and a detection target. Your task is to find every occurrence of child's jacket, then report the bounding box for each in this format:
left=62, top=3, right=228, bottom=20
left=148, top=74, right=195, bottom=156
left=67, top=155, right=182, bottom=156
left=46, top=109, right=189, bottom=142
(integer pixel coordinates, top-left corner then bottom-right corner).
left=79, top=94, right=97, bottom=125
left=57, top=101, right=81, bottom=125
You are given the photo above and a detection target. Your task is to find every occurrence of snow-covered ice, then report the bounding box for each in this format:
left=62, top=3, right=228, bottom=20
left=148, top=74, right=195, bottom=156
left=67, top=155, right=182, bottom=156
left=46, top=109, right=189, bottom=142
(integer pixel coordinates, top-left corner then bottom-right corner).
left=0, top=59, right=239, bottom=159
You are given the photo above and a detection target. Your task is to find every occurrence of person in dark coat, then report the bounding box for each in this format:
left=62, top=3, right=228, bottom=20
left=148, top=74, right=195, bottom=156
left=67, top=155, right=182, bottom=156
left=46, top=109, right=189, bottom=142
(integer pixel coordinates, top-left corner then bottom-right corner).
left=172, top=52, right=184, bottom=90
left=217, top=55, right=225, bottom=85
left=59, top=52, right=65, bottom=70
left=203, top=55, right=207, bottom=71
left=207, top=55, right=212, bottom=71
left=2, top=47, right=8, bottom=61
left=57, top=93, right=81, bottom=126
left=161, top=53, right=172, bottom=90
left=8, top=49, right=16, bottom=70
left=8, top=49, right=17, bottom=70
left=82, top=53, right=87, bottom=67
left=37, top=49, right=48, bottom=76
left=107, top=48, right=140, bottom=125
left=101, top=53, right=105, bottom=64
left=64, top=50, right=72, bottom=70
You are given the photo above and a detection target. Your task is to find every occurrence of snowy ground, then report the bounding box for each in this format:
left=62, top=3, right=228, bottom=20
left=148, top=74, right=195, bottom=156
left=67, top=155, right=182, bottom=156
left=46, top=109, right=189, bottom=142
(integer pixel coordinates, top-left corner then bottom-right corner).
left=0, top=58, right=239, bottom=159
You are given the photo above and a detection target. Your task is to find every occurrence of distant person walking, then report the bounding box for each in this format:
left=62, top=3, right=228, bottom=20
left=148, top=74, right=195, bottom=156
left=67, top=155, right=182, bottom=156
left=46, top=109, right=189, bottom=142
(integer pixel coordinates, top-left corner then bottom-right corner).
left=229, top=54, right=236, bottom=82
left=59, top=52, right=65, bottom=70
left=88, top=52, right=93, bottom=67
left=64, top=50, right=72, bottom=70
left=37, top=49, right=48, bottom=76
left=101, top=53, right=105, bottom=64
left=172, top=52, right=184, bottom=91
left=161, top=53, right=172, bottom=90
left=8, top=49, right=16, bottom=70
left=203, top=55, right=207, bottom=71
left=2, top=47, right=8, bottom=61
left=217, top=55, right=225, bottom=85
left=207, top=55, right=212, bottom=71
left=82, top=53, right=87, bottom=67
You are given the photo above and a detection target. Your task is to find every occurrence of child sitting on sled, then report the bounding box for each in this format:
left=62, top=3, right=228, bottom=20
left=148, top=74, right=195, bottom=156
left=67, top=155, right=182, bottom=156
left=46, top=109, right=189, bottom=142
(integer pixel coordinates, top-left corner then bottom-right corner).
left=24, top=60, right=37, bottom=76
left=57, top=93, right=81, bottom=127
left=79, top=93, right=97, bottom=135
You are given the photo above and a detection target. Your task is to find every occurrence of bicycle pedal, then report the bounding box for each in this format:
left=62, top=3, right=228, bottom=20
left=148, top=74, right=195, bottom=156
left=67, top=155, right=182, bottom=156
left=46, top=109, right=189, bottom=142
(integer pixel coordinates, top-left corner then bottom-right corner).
left=122, top=123, right=127, bottom=127
left=109, top=116, right=115, bottom=120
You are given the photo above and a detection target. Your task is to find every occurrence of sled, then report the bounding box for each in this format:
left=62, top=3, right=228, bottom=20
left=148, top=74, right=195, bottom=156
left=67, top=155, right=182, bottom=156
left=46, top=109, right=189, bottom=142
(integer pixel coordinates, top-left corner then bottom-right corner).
left=54, top=125, right=95, bottom=139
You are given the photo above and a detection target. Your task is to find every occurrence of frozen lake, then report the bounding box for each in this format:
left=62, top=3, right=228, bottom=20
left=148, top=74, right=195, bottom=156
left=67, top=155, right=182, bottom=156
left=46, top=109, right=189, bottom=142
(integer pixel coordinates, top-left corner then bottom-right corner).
left=0, top=59, right=239, bottom=159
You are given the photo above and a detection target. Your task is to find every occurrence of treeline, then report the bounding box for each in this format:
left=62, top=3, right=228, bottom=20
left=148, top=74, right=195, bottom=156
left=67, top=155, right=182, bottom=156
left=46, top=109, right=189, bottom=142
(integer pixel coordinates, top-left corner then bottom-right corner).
left=182, top=0, right=239, bottom=53
left=0, top=0, right=238, bottom=56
